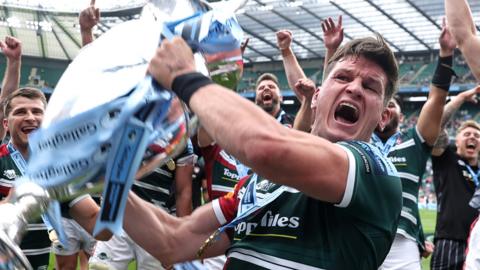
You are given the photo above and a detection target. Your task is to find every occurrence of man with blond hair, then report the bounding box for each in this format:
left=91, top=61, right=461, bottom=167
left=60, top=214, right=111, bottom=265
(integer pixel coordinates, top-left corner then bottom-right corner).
left=443, top=0, right=480, bottom=268
left=430, top=86, right=480, bottom=269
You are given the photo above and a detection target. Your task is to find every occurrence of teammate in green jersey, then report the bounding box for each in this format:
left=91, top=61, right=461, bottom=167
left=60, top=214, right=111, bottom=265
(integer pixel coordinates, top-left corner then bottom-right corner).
left=278, top=17, right=450, bottom=269
left=122, top=32, right=403, bottom=269
left=376, top=19, right=455, bottom=269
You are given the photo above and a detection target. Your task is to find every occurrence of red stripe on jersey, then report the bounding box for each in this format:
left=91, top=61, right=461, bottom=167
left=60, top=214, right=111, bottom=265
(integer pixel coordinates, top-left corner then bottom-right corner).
left=202, top=144, right=239, bottom=199
left=0, top=144, right=10, bottom=158
left=0, top=185, right=11, bottom=197
left=217, top=176, right=249, bottom=223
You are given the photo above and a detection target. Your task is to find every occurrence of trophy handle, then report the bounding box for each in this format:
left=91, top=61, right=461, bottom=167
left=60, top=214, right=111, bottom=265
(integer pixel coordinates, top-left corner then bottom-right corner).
left=0, top=181, right=49, bottom=270
left=0, top=229, right=32, bottom=270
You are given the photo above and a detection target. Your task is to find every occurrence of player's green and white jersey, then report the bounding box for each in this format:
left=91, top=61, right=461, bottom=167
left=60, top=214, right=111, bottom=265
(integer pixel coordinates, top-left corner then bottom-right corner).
left=388, top=127, right=431, bottom=247
left=216, top=141, right=402, bottom=269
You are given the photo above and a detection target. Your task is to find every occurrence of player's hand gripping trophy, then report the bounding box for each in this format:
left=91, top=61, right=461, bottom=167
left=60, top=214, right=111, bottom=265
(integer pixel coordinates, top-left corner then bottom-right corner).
left=0, top=0, right=247, bottom=269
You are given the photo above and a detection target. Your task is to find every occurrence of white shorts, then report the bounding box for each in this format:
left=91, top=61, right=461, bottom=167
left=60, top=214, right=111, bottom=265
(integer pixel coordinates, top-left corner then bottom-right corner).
left=202, top=255, right=227, bottom=269
left=52, top=217, right=97, bottom=256
left=89, top=231, right=164, bottom=270
left=379, top=234, right=421, bottom=270
left=465, top=217, right=480, bottom=270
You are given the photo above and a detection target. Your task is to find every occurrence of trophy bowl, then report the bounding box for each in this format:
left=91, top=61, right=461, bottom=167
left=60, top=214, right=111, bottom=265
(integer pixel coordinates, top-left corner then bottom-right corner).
left=0, top=0, right=246, bottom=268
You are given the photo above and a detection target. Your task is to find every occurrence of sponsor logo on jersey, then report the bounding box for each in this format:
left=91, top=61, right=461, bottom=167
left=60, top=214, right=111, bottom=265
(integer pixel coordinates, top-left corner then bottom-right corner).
left=256, top=179, right=276, bottom=192
left=3, top=169, right=16, bottom=179
left=344, top=142, right=371, bottom=173
left=389, top=156, right=407, bottom=164
left=223, top=168, right=240, bottom=181
left=350, top=141, right=397, bottom=176
left=235, top=210, right=300, bottom=235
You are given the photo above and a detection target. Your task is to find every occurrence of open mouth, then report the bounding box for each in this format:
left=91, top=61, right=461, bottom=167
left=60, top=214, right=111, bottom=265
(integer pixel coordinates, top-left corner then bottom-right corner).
left=334, top=102, right=359, bottom=124
left=466, top=141, right=477, bottom=150
left=263, top=93, right=273, bottom=102
left=21, top=126, right=37, bottom=135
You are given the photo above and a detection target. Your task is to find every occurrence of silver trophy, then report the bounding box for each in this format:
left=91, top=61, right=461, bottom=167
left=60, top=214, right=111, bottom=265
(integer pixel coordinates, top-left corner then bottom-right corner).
left=0, top=0, right=246, bottom=269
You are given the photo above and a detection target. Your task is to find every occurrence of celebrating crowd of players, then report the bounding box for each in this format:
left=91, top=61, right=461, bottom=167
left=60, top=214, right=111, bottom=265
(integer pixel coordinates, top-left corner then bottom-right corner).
left=1, top=0, right=480, bottom=269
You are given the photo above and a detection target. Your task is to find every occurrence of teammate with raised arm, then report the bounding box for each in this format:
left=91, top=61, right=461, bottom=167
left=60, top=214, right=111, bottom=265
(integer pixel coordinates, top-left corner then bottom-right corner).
left=79, top=0, right=100, bottom=47
left=276, top=16, right=344, bottom=133
left=376, top=18, right=456, bottom=270
left=429, top=85, right=480, bottom=269
left=444, top=0, right=480, bottom=268
left=0, top=36, right=22, bottom=140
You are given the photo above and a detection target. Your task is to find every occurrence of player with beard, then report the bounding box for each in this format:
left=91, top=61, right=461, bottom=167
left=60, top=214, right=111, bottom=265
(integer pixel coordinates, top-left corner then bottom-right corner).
left=375, top=94, right=442, bottom=270
left=254, top=73, right=294, bottom=128
left=122, top=34, right=403, bottom=269
left=198, top=72, right=293, bottom=202
left=197, top=72, right=295, bottom=269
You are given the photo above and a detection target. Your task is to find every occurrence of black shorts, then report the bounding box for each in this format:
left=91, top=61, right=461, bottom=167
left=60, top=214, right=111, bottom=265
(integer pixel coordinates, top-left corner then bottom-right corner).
left=20, top=225, right=51, bottom=270
left=26, top=253, right=49, bottom=270
left=431, top=239, right=466, bottom=270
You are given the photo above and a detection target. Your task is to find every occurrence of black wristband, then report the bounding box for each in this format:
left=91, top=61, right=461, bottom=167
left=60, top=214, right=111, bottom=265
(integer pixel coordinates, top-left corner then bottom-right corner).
left=171, top=72, right=213, bottom=104
left=431, top=55, right=457, bottom=92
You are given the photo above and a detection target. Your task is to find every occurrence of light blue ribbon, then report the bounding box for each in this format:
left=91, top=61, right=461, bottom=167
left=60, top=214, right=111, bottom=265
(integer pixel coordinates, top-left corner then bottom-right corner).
left=6, top=142, right=27, bottom=175
left=217, top=175, right=287, bottom=235
left=18, top=76, right=176, bottom=237
left=94, top=78, right=174, bottom=235
left=371, top=132, right=401, bottom=156
left=466, top=164, right=480, bottom=187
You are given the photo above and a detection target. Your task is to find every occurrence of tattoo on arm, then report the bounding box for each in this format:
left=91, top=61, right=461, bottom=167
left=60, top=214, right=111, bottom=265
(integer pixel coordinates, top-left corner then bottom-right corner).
left=440, top=102, right=461, bottom=129
left=433, top=130, right=449, bottom=150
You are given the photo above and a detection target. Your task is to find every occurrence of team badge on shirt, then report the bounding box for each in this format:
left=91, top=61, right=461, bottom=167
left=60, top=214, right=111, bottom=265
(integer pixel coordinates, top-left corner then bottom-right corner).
left=256, top=179, right=275, bottom=192
left=344, top=141, right=398, bottom=177
left=3, top=169, right=16, bottom=179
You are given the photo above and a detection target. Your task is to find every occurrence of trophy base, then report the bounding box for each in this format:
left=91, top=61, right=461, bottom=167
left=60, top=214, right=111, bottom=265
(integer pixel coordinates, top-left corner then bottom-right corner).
left=0, top=227, right=32, bottom=270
